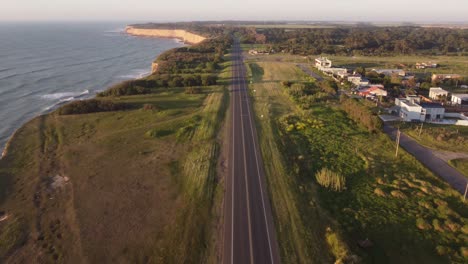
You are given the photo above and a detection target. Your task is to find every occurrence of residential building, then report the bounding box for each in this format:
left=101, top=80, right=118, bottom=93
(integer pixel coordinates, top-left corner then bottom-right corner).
left=429, top=87, right=449, bottom=100
left=315, top=57, right=332, bottom=68
left=358, top=86, right=387, bottom=97
left=451, top=94, right=468, bottom=105
left=432, top=74, right=462, bottom=82
left=420, top=103, right=445, bottom=121
left=415, top=62, right=438, bottom=69
left=395, top=95, right=445, bottom=122
left=347, top=75, right=369, bottom=86
left=372, top=69, right=406, bottom=76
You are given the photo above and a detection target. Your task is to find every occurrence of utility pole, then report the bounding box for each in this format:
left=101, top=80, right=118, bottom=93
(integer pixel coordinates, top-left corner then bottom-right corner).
left=395, top=128, right=401, bottom=158
left=418, top=122, right=424, bottom=137
left=464, top=182, right=468, bottom=202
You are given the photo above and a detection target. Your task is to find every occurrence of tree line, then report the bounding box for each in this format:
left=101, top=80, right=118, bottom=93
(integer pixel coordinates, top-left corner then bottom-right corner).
left=257, top=27, right=467, bottom=55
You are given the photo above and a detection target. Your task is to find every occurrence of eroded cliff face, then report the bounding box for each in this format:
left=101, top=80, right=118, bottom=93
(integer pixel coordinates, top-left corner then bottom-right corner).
left=151, top=62, right=159, bottom=74
left=125, top=26, right=206, bottom=44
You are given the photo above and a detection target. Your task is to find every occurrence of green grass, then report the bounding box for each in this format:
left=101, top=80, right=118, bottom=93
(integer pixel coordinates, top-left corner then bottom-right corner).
left=0, top=82, right=227, bottom=263
left=449, top=159, right=468, bottom=178
left=246, top=56, right=468, bottom=263
left=400, top=123, right=468, bottom=153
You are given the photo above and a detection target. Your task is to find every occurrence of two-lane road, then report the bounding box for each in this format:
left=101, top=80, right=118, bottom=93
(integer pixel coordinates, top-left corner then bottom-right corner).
left=223, top=40, right=281, bottom=264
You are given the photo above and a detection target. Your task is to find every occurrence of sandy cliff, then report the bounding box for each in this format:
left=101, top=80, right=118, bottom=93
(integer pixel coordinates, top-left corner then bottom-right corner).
left=125, top=26, right=206, bottom=44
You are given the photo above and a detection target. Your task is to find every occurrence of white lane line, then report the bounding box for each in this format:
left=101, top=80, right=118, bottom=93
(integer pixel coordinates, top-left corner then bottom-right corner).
left=230, top=48, right=236, bottom=264
left=237, top=46, right=255, bottom=264
left=240, top=58, right=276, bottom=263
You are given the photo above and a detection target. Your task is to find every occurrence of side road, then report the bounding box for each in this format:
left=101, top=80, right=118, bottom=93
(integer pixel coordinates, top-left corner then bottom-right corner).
left=384, top=124, right=467, bottom=194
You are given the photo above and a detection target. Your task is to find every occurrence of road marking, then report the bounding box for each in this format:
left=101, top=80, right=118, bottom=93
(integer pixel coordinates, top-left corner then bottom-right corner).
left=240, top=57, right=276, bottom=263
left=237, top=46, right=255, bottom=264
left=230, top=50, right=236, bottom=264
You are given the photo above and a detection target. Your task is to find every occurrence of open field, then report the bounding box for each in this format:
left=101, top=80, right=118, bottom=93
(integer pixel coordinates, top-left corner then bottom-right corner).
left=0, top=83, right=228, bottom=263
left=245, top=54, right=468, bottom=263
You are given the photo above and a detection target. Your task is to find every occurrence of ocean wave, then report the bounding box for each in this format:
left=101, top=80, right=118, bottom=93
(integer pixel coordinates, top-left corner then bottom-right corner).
left=117, top=69, right=151, bottom=79
left=40, top=89, right=89, bottom=100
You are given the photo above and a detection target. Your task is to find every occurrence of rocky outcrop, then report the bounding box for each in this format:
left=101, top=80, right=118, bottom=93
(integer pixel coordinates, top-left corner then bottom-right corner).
left=125, top=26, right=206, bottom=44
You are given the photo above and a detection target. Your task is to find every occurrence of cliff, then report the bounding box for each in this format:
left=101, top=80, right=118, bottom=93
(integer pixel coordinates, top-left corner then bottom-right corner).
left=125, top=26, right=206, bottom=45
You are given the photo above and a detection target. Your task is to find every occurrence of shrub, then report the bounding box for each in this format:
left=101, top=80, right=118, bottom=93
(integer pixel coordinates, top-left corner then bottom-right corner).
left=315, top=168, right=346, bottom=192
left=416, top=218, right=431, bottom=230
left=98, top=80, right=151, bottom=97
left=390, top=190, right=407, bottom=199
left=374, top=188, right=386, bottom=197
left=145, top=129, right=174, bottom=138
left=57, top=99, right=129, bottom=115
left=185, top=87, right=202, bottom=94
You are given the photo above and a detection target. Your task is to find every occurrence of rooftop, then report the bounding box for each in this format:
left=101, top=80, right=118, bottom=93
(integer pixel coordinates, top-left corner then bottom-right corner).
left=420, top=102, right=445, bottom=109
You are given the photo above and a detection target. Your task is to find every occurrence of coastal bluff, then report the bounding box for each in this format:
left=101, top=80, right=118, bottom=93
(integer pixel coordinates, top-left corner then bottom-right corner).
left=125, top=26, right=206, bottom=44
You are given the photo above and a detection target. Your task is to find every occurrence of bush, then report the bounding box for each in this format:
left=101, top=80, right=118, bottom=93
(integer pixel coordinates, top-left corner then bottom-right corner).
left=57, top=99, right=129, bottom=115
left=390, top=190, right=407, bottom=199
left=97, top=80, right=151, bottom=97
left=315, top=168, right=346, bottom=192
left=416, top=218, right=431, bottom=230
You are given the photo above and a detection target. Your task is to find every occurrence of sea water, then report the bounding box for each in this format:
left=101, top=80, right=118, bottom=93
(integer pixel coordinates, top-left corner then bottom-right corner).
left=0, top=22, right=184, bottom=151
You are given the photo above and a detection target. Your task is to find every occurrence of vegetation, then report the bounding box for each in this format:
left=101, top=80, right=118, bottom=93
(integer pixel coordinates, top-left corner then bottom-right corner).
left=0, top=30, right=233, bottom=263
left=247, top=57, right=468, bottom=263
left=449, top=159, right=468, bottom=178
left=315, top=168, right=346, bottom=192
left=341, top=97, right=383, bottom=132
left=259, top=27, right=468, bottom=55
left=401, top=123, right=468, bottom=153
left=57, top=99, right=130, bottom=115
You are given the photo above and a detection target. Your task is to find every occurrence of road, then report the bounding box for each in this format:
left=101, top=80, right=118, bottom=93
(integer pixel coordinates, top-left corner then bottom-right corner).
left=223, top=39, right=281, bottom=264
left=384, top=125, right=468, bottom=193
left=296, top=63, right=324, bottom=81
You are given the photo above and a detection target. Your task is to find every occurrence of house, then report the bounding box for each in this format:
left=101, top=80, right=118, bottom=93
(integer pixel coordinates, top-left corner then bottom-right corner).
left=415, top=62, right=438, bottom=69
left=451, top=94, right=468, bottom=105
left=315, top=57, right=332, bottom=68
left=395, top=95, right=445, bottom=122
left=347, top=75, right=370, bottom=86
left=420, top=103, right=445, bottom=121
left=397, top=98, right=424, bottom=122
left=372, top=69, right=406, bottom=77
left=358, top=86, right=387, bottom=97
left=432, top=74, right=462, bottom=82
left=429, top=87, right=449, bottom=100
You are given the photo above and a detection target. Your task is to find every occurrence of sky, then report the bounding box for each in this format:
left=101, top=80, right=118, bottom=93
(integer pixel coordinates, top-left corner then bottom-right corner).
left=1, top=0, right=467, bottom=22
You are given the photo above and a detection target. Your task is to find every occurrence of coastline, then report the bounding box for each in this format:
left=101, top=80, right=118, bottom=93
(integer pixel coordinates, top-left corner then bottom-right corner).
left=125, top=26, right=206, bottom=44
left=1, top=27, right=191, bottom=160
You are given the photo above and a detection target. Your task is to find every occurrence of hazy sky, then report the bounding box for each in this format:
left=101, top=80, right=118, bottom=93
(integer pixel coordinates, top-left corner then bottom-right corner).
left=1, top=0, right=467, bottom=22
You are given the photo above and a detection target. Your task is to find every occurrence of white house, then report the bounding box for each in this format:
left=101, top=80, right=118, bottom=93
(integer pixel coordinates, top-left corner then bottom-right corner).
left=429, top=87, right=449, bottom=100
left=451, top=94, right=468, bottom=105
left=372, top=69, right=406, bottom=77
left=315, top=57, right=332, bottom=68
left=398, top=99, right=424, bottom=122
left=420, top=103, right=445, bottom=121
left=347, top=75, right=370, bottom=86
left=395, top=96, right=445, bottom=122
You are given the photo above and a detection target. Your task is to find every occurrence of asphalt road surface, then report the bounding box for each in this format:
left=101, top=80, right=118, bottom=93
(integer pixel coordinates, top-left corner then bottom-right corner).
left=296, top=63, right=324, bottom=81
left=223, top=40, right=281, bottom=264
left=384, top=124, right=468, bottom=194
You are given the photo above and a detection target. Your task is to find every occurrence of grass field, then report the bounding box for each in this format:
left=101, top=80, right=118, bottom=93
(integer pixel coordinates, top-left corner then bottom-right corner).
left=449, top=159, right=468, bottom=178
left=400, top=123, right=468, bottom=153
left=245, top=56, right=468, bottom=263
left=0, top=65, right=230, bottom=264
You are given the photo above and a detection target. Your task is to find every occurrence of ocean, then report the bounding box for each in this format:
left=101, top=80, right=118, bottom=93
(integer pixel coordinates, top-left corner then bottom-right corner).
left=0, top=22, right=184, bottom=151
